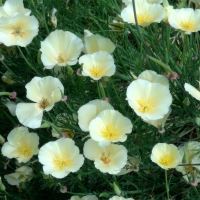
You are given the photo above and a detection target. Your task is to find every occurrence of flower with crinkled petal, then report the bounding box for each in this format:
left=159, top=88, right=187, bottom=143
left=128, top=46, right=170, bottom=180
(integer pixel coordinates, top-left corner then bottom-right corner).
left=151, top=143, right=182, bottom=170
left=79, top=51, right=116, bottom=80
left=168, top=8, right=200, bottom=34
left=121, top=0, right=164, bottom=27
left=78, top=99, right=114, bottom=132
left=0, top=14, right=39, bottom=47
left=16, top=76, right=64, bottom=129
left=126, top=79, right=172, bottom=121
left=0, top=0, right=31, bottom=18
left=38, top=138, right=84, bottom=179
left=84, top=139, right=127, bottom=174
left=84, top=30, right=115, bottom=54
left=1, top=127, right=39, bottom=163
left=40, top=30, right=83, bottom=69
left=89, top=110, right=132, bottom=145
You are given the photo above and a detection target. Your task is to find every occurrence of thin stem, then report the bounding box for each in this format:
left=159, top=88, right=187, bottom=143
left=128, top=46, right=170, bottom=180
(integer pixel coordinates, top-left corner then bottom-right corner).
left=165, top=170, right=170, bottom=200
left=17, top=47, right=38, bottom=73
left=97, top=81, right=106, bottom=99
left=0, top=92, right=10, bottom=96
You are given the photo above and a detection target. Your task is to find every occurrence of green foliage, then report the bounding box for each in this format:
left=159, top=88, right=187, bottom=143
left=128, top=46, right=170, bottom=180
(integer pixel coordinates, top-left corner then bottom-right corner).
left=0, top=0, right=200, bottom=199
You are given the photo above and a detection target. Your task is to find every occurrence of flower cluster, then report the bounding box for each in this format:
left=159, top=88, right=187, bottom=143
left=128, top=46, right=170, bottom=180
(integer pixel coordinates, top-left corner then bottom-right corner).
left=1, top=0, right=200, bottom=199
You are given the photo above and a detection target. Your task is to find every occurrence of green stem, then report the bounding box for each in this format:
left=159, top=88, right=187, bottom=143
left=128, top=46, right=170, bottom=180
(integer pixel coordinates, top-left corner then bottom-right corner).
left=0, top=92, right=11, bottom=96
left=165, top=170, right=170, bottom=200
left=97, top=81, right=106, bottom=99
left=17, top=47, right=38, bottom=73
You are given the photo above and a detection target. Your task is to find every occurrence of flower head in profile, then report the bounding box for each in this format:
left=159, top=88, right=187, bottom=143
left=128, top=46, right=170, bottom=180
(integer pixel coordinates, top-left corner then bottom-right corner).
left=121, top=0, right=164, bottom=27
left=109, top=196, right=134, bottom=200
left=126, top=79, right=172, bottom=121
left=79, top=51, right=116, bottom=80
left=184, top=82, right=200, bottom=101
left=4, top=166, right=33, bottom=186
left=151, top=143, right=181, bottom=170
left=89, top=110, right=132, bottom=145
left=1, top=127, right=39, bottom=163
left=38, top=138, right=84, bottom=179
left=40, top=30, right=83, bottom=69
left=0, top=14, right=39, bottom=47
left=16, top=76, right=64, bottom=129
left=78, top=99, right=114, bottom=132
left=83, top=139, right=127, bottom=174
left=84, top=30, right=115, bottom=54
left=168, top=8, right=200, bottom=34
left=70, top=195, right=98, bottom=200
left=176, top=141, right=200, bottom=186
left=0, top=0, right=31, bottom=18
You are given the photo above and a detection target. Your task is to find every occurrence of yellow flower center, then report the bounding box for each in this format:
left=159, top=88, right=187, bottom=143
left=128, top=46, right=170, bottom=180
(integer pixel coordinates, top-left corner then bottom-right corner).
left=17, top=144, right=32, bottom=157
left=137, top=99, right=155, bottom=113
left=89, top=66, right=105, bottom=78
left=137, top=13, right=153, bottom=26
left=9, top=21, right=27, bottom=37
left=101, top=124, right=120, bottom=141
left=159, top=154, right=174, bottom=166
left=180, top=21, right=196, bottom=32
left=100, top=152, right=111, bottom=165
left=56, top=54, right=66, bottom=64
left=38, top=98, right=49, bottom=109
left=53, top=157, right=72, bottom=170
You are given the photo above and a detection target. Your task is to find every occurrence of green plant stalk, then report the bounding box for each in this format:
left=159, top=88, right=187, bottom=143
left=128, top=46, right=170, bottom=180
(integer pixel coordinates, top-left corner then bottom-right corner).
left=165, top=170, right=170, bottom=200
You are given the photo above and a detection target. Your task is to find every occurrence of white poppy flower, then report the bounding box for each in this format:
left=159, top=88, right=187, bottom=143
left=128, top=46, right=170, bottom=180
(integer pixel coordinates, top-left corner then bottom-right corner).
left=83, top=139, right=127, bottom=174
left=16, top=76, right=64, bottom=129
left=1, top=127, right=39, bottom=163
left=4, top=166, right=33, bottom=186
left=109, top=196, right=134, bottom=200
left=78, top=99, right=114, bottom=132
left=0, top=0, right=31, bottom=18
left=121, top=0, right=164, bottom=27
left=0, top=14, right=39, bottom=47
left=168, top=8, right=200, bottom=34
left=126, top=79, right=172, bottom=121
left=40, top=30, right=83, bottom=69
left=151, top=143, right=182, bottom=170
left=38, top=138, right=84, bottom=179
left=176, top=142, right=200, bottom=185
left=84, top=30, right=115, bottom=54
left=138, top=70, right=169, bottom=87
left=79, top=51, right=116, bottom=80
left=184, top=83, right=200, bottom=101
left=89, top=110, right=132, bottom=144
left=70, top=195, right=98, bottom=200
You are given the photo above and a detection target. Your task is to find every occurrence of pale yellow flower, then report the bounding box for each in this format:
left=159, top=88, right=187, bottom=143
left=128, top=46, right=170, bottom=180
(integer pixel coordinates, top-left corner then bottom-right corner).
left=1, top=127, right=39, bottom=163
left=89, top=110, right=133, bottom=145
left=126, top=79, right=172, bottom=121
left=0, top=14, right=39, bottom=47
left=121, top=0, right=164, bottom=27
left=38, top=138, right=84, bottom=179
left=79, top=51, right=116, bottom=80
left=0, top=0, right=31, bottom=18
left=184, top=82, right=200, bottom=101
left=151, top=143, right=181, bottom=170
left=168, top=8, right=200, bottom=34
left=83, top=139, right=127, bottom=174
left=4, top=166, right=33, bottom=186
left=78, top=99, right=114, bottom=132
left=16, top=76, right=64, bottom=129
left=40, top=30, right=83, bottom=69
left=84, top=30, right=115, bottom=54
left=176, top=141, right=200, bottom=185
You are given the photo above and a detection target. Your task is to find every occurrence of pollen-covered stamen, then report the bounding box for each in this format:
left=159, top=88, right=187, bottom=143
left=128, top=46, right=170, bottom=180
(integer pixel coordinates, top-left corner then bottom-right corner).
left=56, top=54, right=66, bottom=64
left=11, top=25, right=25, bottom=37
left=38, top=98, right=49, bottom=109
left=89, top=66, right=105, bottom=78
left=100, top=152, right=111, bottom=164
